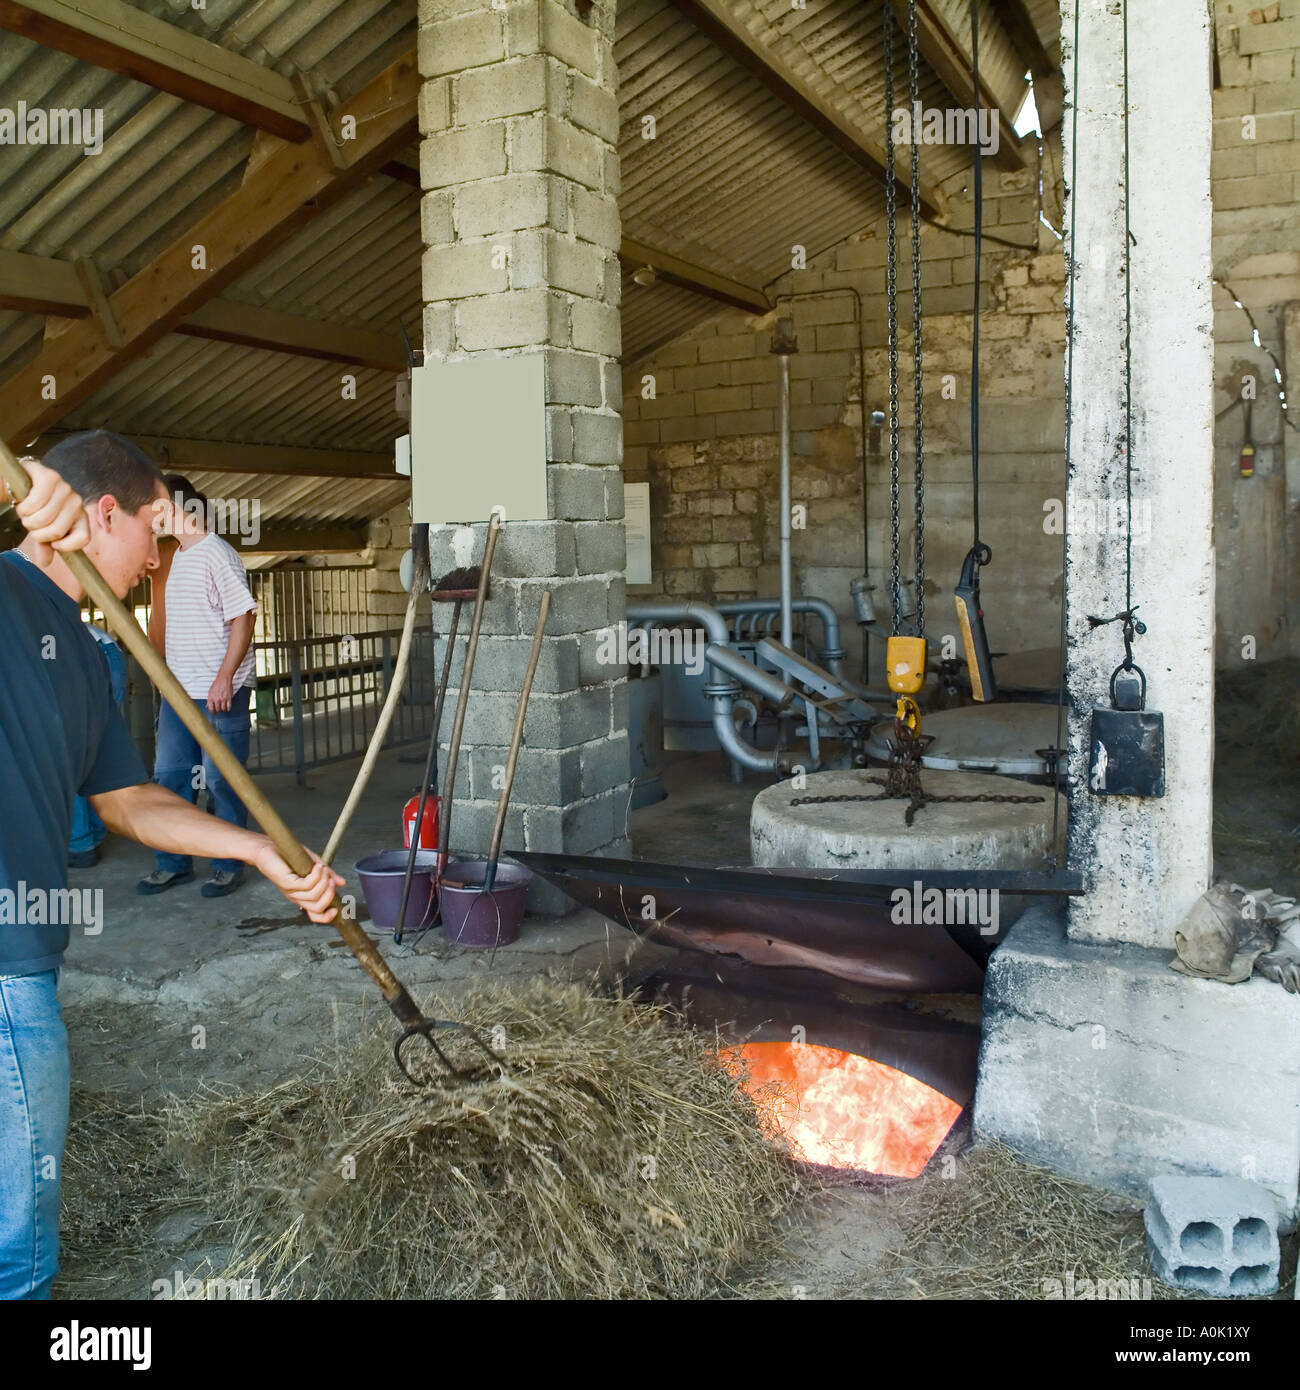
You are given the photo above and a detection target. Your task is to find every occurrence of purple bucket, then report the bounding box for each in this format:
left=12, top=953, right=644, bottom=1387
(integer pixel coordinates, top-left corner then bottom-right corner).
left=438, top=859, right=532, bottom=948
left=356, top=849, right=450, bottom=932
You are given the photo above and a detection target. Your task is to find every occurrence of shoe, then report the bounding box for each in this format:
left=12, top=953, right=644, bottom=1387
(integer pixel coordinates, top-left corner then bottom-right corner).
left=136, top=869, right=195, bottom=895
left=201, top=870, right=245, bottom=899
left=68, top=847, right=99, bottom=869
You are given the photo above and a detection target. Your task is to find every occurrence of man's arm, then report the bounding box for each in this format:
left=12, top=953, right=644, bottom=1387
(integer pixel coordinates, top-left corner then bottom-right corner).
left=90, top=782, right=342, bottom=921
left=208, top=610, right=256, bottom=713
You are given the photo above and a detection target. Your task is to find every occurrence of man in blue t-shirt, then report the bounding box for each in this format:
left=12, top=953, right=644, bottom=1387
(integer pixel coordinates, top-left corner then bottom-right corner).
left=0, top=431, right=343, bottom=1300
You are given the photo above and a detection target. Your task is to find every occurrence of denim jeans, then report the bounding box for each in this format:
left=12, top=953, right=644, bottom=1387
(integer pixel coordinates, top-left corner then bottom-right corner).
left=153, top=687, right=252, bottom=876
left=0, top=970, right=68, bottom=1300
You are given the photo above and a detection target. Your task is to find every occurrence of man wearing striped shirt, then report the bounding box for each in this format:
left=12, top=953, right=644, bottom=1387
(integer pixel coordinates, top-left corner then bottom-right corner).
left=137, top=474, right=258, bottom=900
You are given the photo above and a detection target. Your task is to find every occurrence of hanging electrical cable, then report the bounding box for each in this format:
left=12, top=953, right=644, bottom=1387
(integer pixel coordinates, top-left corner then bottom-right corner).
left=953, top=0, right=998, bottom=702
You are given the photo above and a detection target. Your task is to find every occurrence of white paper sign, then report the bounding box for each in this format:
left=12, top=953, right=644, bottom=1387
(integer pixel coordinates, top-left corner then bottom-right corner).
left=624, top=482, right=652, bottom=585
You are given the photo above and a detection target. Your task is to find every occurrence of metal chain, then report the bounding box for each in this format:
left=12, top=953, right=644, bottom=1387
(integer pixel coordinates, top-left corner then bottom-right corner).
left=883, top=5, right=902, bottom=637
left=907, top=0, right=925, bottom=638
left=790, top=715, right=1044, bottom=827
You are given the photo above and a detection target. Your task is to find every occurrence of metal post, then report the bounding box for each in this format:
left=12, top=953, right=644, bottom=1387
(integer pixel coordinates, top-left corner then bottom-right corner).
left=771, top=318, right=798, bottom=651
left=289, top=645, right=306, bottom=789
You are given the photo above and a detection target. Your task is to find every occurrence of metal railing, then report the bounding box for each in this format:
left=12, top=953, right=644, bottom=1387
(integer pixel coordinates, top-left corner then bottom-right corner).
left=249, top=626, right=433, bottom=785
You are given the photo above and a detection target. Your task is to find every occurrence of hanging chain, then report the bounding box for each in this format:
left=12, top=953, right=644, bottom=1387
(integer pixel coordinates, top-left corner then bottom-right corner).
left=791, top=717, right=1045, bottom=828
left=907, top=0, right=925, bottom=638
left=883, top=5, right=902, bottom=637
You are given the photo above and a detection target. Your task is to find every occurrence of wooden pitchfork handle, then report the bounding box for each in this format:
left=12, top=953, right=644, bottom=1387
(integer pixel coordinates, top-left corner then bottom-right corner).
left=0, top=443, right=437, bottom=1043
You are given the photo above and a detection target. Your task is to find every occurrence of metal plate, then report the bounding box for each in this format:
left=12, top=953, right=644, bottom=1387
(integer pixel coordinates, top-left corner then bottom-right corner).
left=866, top=703, right=1063, bottom=776
left=1089, top=708, right=1166, bottom=797
left=510, top=853, right=1084, bottom=994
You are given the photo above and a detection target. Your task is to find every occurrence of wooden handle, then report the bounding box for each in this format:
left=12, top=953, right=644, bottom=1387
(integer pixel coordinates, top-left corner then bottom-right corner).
left=486, top=590, right=550, bottom=872
left=437, top=512, right=500, bottom=864
left=0, top=443, right=418, bottom=1015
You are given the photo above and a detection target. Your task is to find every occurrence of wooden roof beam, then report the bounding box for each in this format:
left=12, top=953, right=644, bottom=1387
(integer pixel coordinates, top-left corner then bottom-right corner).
left=0, top=48, right=418, bottom=448
left=0, top=0, right=311, bottom=140
left=0, top=251, right=408, bottom=370
left=668, top=0, right=946, bottom=221
left=619, top=237, right=769, bottom=314
left=888, top=0, right=1026, bottom=172
left=30, top=433, right=401, bottom=481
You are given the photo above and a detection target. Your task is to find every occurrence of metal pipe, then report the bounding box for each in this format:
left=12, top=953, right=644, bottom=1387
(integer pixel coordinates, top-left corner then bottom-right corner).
left=705, top=642, right=794, bottom=708
left=627, top=601, right=786, bottom=773
left=777, top=349, right=793, bottom=649
left=716, top=597, right=848, bottom=676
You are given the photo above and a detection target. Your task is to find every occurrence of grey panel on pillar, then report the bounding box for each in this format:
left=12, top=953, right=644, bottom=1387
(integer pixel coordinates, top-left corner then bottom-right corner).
left=411, top=354, right=548, bottom=523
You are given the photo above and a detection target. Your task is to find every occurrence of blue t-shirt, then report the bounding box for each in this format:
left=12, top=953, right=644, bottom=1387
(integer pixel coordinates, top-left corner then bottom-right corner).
left=0, top=552, right=147, bottom=974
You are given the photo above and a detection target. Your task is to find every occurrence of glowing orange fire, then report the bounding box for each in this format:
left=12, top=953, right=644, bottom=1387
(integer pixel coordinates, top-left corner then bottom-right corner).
left=719, top=1041, right=961, bottom=1178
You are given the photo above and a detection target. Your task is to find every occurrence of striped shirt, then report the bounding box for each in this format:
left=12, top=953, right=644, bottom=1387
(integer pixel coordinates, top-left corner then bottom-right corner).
left=165, top=534, right=258, bottom=699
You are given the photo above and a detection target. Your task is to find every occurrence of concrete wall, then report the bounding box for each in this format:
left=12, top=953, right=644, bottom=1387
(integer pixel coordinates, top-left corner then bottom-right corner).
left=1212, top=5, right=1300, bottom=664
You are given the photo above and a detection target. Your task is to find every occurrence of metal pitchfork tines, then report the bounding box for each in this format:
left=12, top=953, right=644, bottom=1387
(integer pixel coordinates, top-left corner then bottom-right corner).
left=0, top=442, right=488, bottom=1090
left=393, top=1008, right=506, bottom=1087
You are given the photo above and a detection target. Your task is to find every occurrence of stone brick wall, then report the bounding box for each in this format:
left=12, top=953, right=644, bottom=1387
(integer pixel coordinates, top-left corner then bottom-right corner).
left=1211, top=4, right=1300, bottom=664
left=623, top=132, right=1067, bottom=684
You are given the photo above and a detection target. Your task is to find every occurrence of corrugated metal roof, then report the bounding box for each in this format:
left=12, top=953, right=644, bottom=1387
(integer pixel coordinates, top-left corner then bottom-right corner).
left=0, top=0, right=1035, bottom=540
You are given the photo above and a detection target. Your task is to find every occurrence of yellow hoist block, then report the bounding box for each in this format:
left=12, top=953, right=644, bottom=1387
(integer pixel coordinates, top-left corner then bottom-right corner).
left=886, top=635, right=927, bottom=696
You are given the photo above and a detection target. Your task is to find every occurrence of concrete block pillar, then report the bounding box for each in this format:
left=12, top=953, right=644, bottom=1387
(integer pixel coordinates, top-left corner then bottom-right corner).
left=1062, top=0, right=1214, bottom=949
left=417, top=0, right=630, bottom=898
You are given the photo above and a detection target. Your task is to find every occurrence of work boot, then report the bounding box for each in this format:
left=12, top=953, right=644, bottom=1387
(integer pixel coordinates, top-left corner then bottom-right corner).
left=68, top=847, right=99, bottom=870
left=136, top=868, right=195, bottom=895
left=201, top=869, right=245, bottom=899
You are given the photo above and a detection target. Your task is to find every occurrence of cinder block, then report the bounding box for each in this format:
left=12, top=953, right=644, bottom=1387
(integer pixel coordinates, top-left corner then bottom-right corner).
left=573, top=520, right=625, bottom=574
left=519, top=686, right=612, bottom=748
left=418, top=77, right=451, bottom=135
left=544, top=234, right=609, bottom=298
left=455, top=54, right=551, bottom=125
left=571, top=185, right=621, bottom=251
left=527, top=574, right=610, bottom=634
left=548, top=463, right=605, bottom=520
left=454, top=288, right=568, bottom=350
left=420, top=190, right=454, bottom=247
left=509, top=113, right=602, bottom=189
left=423, top=240, right=509, bottom=300
left=420, top=122, right=507, bottom=189
left=418, top=10, right=504, bottom=78
left=601, top=360, right=621, bottom=411
left=454, top=172, right=555, bottom=237
left=580, top=732, right=631, bottom=798
left=493, top=519, right=578, bottom=578
left=1145, top=1176, right=1281, bottom=1297
left=469, top=743, right=582, bottom=805
left=603, top=469, right=625, bottom=521
left=568, top=71, right=619, bottom=142
left=542, top=347, right=603, bottom=406
left=570, top=297, right=621, bottom=355
left=571, top=410, right=622, bottom=465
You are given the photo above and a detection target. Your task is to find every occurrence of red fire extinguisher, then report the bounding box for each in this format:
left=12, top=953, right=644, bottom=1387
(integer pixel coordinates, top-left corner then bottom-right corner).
left=402, top=790, right=440, bottom=850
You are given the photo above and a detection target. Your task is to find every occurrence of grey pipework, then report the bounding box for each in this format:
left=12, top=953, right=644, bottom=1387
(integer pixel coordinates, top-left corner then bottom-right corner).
left=716, top=597, right=847, bottom=677
left=627, top=601, right=785, bottom=773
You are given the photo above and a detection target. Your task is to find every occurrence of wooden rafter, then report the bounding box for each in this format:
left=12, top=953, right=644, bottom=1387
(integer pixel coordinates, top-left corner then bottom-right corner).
left=31, top=432, right=400, bottom=481
left=0, top=0, right=311, bottom=140
left=619, top=237, right=768, bottom=314
left=668, top=0, right=946, bottom=220
left=0, top=49, right=418, bottom=448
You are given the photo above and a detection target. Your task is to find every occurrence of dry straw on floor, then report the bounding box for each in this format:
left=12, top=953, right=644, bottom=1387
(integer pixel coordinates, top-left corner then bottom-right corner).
left=146, top=978, right=798, bottom=1300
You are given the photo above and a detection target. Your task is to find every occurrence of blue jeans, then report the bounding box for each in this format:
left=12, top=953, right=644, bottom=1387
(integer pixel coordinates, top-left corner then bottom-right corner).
left=153, top=688, right=252, bottom=876
left=0, top=970, right=68, bottom=1300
